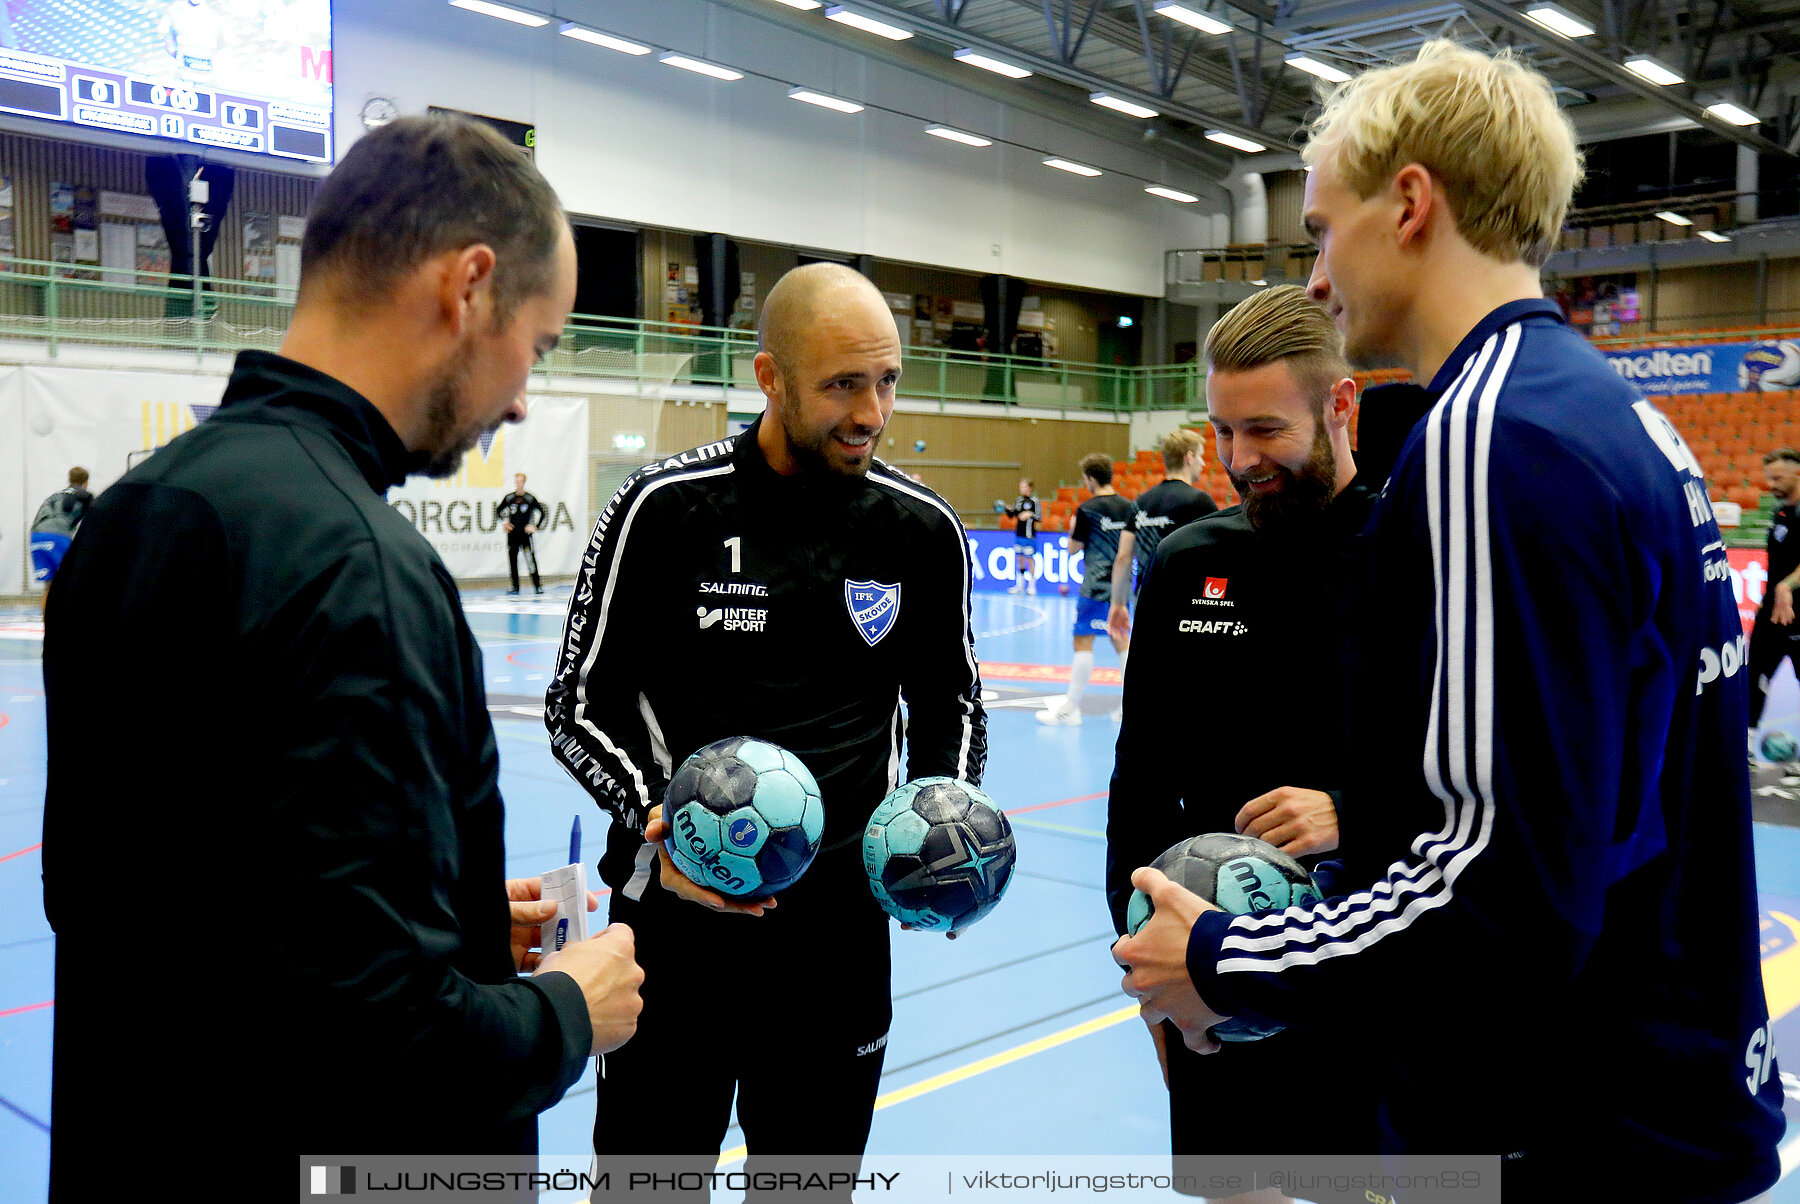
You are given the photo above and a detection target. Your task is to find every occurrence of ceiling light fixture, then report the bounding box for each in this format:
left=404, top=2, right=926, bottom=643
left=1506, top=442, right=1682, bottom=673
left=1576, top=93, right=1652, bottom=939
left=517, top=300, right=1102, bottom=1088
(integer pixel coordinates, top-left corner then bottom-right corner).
left=1043, top=157, right=1102, bottom=176
left=1152, top=3, right=1232, bottom=34
left=825, top=6, right=913, bottom=39
left=788, top=86, right=863, bottom=113
left=925, top=125, right=992, bottom=147
left=1704, top=101, right=1759, bottom=125
left=448, top=0, right=547, bottom=26
left=559, top=23, right=651, bottom=54
left=1523, top=3, right=1596, bottom=37
left=1624, top=56, right=1683, bottom=85
left=1090, top=92, right=1159, bottom=118
left=1146, top=185, right=1199, bottom=202
left=1698, top=229, right=1732, bottom=242
left=954, top=49, right=1032, bottom=78
left=1205, top=129, right=1267, bottom=153
left=1283, top=53, right=1352, bottom=83
left=658, top=52, right=744, bottom=80
left=1655, top=210, right=1693, bottom=226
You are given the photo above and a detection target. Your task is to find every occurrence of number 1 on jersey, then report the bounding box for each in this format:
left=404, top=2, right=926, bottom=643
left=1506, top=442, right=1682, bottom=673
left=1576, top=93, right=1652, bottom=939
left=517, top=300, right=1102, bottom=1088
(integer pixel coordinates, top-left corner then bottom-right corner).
left=724, top=536, right=742, bottom=574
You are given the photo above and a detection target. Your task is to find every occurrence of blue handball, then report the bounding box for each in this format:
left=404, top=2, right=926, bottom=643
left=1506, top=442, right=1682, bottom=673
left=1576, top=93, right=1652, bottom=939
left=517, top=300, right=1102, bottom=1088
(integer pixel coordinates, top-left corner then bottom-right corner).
left=1126, top=833, right=1322, bottom=1043
left=663, top=736, right=824, bottom=899
left=1761, top=730, right=1798, bottom=764
left=862, top=778, right=1016, bottom=933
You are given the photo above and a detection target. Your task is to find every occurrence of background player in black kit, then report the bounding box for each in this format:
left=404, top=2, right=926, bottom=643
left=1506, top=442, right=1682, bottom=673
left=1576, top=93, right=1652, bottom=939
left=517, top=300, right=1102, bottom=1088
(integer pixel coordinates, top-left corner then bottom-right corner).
left=1039, top=453, right=1135, bottom=726
left=1107, top=287, right=1378, bottom=1198
left=1105, top=427, right=1217, bottom=642
left=1002, top=477, right=1041, bottom=594
left=545, top=263, right=985, bottom=1185
left=499, top=471, right=546, bottom=595
left=1750, top=447, right=1800, bottom=747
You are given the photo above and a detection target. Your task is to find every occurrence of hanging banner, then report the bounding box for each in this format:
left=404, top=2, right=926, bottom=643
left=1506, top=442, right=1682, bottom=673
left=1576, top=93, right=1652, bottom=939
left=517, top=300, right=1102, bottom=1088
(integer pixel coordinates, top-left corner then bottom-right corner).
left=14, top=367, right=587, bottom=587
left=386, top=392, right=588, bottom=580
left=18, top=364, right=226, bottom=590
left=0, top=369, right=23, bottom=595
left=1604, top=337, right=1800, bottom=396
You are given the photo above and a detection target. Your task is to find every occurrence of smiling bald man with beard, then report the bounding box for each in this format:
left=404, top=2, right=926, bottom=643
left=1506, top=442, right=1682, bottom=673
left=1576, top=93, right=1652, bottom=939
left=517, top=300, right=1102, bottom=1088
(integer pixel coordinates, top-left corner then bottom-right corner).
left=547, top=263, right=987, bottom=1190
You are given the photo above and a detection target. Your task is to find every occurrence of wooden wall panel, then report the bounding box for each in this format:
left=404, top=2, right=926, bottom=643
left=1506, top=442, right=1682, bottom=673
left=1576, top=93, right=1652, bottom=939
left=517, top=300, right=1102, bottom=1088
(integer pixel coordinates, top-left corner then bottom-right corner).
left=878, top=409, right=1129, bottom=521
left=656, top=398, right=727, bottom=452
left=1654, top=263, right=1761, bottom=326
left=1265, top=169, right=1307, bottom=246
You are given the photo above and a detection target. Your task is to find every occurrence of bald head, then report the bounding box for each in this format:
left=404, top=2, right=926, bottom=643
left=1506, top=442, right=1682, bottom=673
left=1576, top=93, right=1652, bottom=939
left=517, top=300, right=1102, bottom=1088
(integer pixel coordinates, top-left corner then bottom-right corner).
left=758, top=263, right=892, bottom=379
left=752, top=263, right=902, bottom=477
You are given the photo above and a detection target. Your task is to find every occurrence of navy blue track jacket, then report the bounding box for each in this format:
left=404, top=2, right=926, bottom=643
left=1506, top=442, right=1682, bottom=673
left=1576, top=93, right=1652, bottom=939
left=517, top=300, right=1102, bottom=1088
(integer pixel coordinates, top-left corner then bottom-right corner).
left=1183, top=301, right=1784, bottom=1199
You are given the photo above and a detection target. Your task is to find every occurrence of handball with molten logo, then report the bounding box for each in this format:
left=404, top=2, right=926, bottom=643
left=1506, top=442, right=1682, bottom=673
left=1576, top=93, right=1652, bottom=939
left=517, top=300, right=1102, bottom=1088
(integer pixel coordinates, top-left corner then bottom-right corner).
left=1125, top=833, right=1322, bottom=1042
left=663, top=736, right=824, bottom=899
left=863, top=778, right=1016, bottom=933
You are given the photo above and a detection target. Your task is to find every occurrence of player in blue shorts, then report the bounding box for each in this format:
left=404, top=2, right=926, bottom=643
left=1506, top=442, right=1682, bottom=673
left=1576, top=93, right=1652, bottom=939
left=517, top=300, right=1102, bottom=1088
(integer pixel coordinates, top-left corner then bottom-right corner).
left=1039, top=453, right=1134, bottom=726
left=29, top=467, right=92, bottom=614
left=1002, top=477, right=1041, bottom=594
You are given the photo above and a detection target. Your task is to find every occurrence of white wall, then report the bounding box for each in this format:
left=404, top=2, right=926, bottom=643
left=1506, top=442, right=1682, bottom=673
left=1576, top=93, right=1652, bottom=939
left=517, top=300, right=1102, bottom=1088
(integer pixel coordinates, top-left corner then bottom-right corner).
left=333, top=0, right=1223, bottom=297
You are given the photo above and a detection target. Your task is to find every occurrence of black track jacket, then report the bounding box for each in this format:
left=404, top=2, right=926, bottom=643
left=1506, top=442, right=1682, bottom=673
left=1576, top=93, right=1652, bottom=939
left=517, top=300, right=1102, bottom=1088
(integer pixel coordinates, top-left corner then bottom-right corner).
left=545, top=418, right=987, bottom=896
left=40, top=351, right=592, bottom=1193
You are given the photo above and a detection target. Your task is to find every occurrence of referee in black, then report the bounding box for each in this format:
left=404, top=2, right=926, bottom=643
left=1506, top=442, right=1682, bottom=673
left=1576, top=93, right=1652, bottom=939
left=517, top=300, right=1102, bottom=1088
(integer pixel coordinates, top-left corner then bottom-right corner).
left=1750, top=447, right=1800, bottom=748
left=1107, top=286, right=1379, bottom=1199
left=500, top=471, right=546, bottom=594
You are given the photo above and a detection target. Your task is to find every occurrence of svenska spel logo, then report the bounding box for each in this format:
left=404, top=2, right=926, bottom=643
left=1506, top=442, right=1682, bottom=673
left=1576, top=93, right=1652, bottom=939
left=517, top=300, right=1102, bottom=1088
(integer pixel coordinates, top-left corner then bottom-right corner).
left=1204, top=577, right=1228, bottom=599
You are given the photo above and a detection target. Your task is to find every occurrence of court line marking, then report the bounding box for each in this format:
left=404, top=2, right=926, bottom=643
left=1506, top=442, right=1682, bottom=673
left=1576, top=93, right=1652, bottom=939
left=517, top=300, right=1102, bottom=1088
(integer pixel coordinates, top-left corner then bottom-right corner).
left=0, top=842, right=42, bottom=865
left=1010, top=817, right=1105, bottom=839
left=0, top=1093, right=48, bottom=1134
left=1005, top=791, right=1106, bottom=816
left=715, top=1003, right=1139, bottom=1167
left=0, top=1000, right=52, bottom=1020
left=892, top=932, right=1116, bottom=1002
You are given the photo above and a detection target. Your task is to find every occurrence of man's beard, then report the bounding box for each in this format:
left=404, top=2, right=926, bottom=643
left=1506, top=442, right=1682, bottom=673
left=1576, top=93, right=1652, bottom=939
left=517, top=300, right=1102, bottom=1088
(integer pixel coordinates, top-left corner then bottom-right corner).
left=414, top=342, right=485, bottom=480
left=776, top=390, right=881, bottom=478
left=1231, top=417, right=1337, bottom=530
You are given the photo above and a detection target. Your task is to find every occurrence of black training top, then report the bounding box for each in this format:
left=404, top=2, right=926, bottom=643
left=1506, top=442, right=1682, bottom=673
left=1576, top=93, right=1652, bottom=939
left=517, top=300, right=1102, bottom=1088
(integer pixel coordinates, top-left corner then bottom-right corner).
left=499, top=489, right=547, bottom=531
left=1071, top=492, right=1136, bottom=600
left=40, top=350, right=591, bottom=1192
left=545, top=416, right=988, bottom=895
left=1005, top=493, right=1041, bottom=540
left=1128, top=478, right=1218, bottom=579
left=1765, top=499, right=1797, bottom=611
left=1105, top=480, right=1376, bottom=932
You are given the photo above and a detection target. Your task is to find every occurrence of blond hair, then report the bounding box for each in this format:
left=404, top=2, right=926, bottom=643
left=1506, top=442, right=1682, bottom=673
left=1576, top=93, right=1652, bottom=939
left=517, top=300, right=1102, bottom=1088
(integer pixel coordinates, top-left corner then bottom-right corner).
left=1204, top=285, right=1349, bottom=404
left=1160, top=428, right=1203, bottom=472
left=1301, top=39, right=1582, bottom=268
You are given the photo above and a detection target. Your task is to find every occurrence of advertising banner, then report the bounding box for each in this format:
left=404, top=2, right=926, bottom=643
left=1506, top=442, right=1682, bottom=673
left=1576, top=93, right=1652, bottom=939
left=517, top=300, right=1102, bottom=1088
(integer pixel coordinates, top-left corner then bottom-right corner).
left=15, top=370, right=589, bottom=587
left=0, top=369, right=22, bottom=595
left=386, top=393, right=587, bottom=580
left=1604, top=337, right=1800, bottom=396
left=966, top=531, right=1085, bottom=594
left=1730, top=548, right=1769, bottom=633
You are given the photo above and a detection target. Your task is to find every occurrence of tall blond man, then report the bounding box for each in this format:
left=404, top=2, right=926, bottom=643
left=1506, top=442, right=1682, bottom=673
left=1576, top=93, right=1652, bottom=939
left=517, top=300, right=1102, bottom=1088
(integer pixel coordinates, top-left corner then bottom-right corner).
left=1116, top=40, right=1783, bottom=1201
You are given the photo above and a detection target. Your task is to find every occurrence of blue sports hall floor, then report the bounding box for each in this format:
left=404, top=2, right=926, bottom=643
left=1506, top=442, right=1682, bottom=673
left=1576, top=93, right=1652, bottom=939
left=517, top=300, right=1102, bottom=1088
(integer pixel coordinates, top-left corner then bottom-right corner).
left=0, top=588, right=1796, bottom=1202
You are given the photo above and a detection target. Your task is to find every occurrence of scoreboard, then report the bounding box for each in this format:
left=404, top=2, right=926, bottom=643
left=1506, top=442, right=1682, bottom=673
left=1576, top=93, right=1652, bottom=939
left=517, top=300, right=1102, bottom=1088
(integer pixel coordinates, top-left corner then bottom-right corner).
left=0, top=1, right=333, bottom=164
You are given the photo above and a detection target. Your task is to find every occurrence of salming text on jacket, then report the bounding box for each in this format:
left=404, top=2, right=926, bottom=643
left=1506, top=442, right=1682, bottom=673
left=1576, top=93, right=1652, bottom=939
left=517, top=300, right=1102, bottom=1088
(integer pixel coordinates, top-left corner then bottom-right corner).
left=545, top=418, right=987, bottom=895
left=1181, top=301, right=1784, bottom=1199
left=41, top=351, right=592, bottom=1192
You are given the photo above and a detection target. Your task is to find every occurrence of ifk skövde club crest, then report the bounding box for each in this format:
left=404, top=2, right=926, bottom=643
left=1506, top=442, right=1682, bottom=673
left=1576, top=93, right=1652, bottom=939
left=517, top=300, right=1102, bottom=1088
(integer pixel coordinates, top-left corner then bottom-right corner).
left=845, top=579, right=902, bottom=647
